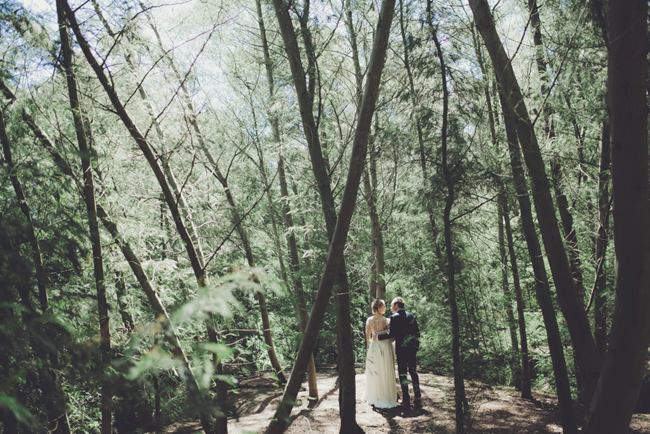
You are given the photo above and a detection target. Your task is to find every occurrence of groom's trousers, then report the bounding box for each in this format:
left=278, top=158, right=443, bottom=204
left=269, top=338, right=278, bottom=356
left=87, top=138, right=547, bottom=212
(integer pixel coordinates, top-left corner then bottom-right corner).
left=396, top=349, right=420, bottom=400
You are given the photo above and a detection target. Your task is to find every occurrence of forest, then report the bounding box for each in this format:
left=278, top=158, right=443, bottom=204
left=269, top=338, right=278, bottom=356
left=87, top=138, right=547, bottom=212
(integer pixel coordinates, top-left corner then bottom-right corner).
left=0, top=0, right=648, bottom=433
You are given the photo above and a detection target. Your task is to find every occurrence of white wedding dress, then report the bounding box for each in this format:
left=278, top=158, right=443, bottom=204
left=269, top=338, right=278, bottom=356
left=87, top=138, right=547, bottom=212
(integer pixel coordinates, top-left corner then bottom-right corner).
left=364, top=315, right=398, bottom=408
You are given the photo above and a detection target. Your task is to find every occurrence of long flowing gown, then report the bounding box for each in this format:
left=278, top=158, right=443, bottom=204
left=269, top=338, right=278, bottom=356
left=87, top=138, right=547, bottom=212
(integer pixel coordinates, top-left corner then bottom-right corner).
left=364, top=315, right=398, bottom=408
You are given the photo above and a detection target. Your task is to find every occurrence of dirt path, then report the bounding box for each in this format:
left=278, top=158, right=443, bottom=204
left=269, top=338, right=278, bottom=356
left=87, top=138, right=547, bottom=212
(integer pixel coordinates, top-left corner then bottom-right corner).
left=161, top=371, right=649, bottom=433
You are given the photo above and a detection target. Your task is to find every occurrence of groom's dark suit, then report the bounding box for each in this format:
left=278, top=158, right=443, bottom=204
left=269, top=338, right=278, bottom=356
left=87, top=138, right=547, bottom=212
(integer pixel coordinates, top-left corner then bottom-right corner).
left=378, top=308, right=421, bottom=401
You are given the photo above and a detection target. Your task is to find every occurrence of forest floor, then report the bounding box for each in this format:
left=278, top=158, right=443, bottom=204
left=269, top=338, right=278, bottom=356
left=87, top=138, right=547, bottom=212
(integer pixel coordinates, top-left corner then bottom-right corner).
left=160, top=370, right=650, bottom=434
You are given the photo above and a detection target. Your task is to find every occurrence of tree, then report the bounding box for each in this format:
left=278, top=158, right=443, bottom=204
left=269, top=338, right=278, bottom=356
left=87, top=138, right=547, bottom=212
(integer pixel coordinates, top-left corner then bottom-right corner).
left=584, top=0, right=650, bottom=431
left=264, top=0, right=395, bottom=431
left=469, top=0, right=601, bottom=411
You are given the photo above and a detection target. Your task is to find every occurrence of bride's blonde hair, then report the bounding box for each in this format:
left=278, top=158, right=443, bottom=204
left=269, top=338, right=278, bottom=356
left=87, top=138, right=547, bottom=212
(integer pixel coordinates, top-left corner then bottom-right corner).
left=371, top=299, right=385, bottom=313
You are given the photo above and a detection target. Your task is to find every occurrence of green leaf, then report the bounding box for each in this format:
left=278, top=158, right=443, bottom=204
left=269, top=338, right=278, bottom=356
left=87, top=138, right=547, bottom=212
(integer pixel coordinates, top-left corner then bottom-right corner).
left=0, top=395, right=38, bottom=428
left=199, top=342, right=234, bottom=359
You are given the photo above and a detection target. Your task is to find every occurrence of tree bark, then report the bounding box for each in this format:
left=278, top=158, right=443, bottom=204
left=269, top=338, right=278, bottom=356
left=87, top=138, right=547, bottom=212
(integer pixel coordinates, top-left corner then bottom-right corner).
left=398, top=0, right=442, bottom=258
left=264, top=1, right=395, bottom=432
left=497, top=194, right=519, bottom=353
left=255, top=0, right=317, bottom=399
left=14, top=81, right=213, bottom=434
left=501, top=192, right=532, bottom=398
left=270, top=0, right=363, bottom=429
left=427, top=7, right=466, bottom=431
left=497, top=87, right=576, bottom=432
left=585, top=1, right=650, bottom=431
left=593, top=120, right=611, bottom=360
left=56, top=5, right=112, bottom=432
left=470, top=0, right=601, bottom=409
left=346, top=1, right=386, bottom=302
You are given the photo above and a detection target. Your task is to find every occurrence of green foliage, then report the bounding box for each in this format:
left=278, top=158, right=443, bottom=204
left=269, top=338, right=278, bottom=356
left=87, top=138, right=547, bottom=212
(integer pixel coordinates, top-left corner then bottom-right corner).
left=0, top=0, right=620, bottom=430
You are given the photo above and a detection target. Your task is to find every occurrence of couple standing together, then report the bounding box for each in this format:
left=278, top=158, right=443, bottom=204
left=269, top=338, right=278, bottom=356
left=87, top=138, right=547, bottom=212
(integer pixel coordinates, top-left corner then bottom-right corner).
left=364, top=297, right=421, bottom=408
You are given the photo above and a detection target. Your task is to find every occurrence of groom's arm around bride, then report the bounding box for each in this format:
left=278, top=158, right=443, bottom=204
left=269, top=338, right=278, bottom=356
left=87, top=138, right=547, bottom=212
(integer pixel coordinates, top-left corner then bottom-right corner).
left=376, top=297, right=421, bottom=404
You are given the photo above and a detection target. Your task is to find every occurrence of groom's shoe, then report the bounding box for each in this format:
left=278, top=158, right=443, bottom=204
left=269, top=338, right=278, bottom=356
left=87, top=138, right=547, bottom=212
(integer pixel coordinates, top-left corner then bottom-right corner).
left=399, top=397, right=411, bottom=407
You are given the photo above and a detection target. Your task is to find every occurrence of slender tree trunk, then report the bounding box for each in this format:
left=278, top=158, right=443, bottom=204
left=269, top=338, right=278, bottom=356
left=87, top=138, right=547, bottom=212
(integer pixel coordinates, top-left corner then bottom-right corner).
left=501, top=192, right=532, bottom=398
left=115, top=271, right=135, bottom=333
left=56, top=5, right=112, bottom=432
left=497, top=194, right=519, bottom=352
left=91, top=0, right=206, bottom=267
left=470, top=0, right=601, bottom=409
left=264, top=1, right=395, bottom=431
left=59, top=3, right=227, bottom=431
left=585, top=1, right=650, bottom=431
left=14, top=81, right=214, bottom=434
left=255, top=0, right=318, bottom=399
left=497, top=87, right=577, bottom=432
left=398, top=0, right=442, bottom=258
left=593, top=120, right=611, bottom=360
left=270, top=0, right=361, bottom=429
left=427, top=8, right=466, bottom=432
left=346, top=1, right=386, bottom=302
left=0, top=102, right=72, bottom=434
left=0, top=115, right=48, bottom=314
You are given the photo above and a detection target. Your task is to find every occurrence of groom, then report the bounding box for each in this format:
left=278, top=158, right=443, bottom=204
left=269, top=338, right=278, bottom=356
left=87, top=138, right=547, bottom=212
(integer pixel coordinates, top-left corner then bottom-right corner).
left=375, top=297, right=421, bottom=405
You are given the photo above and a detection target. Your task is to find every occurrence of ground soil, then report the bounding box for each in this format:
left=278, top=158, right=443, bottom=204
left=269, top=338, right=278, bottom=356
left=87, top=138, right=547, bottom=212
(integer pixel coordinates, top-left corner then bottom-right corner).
left=160, top=370, right=649, bottom=434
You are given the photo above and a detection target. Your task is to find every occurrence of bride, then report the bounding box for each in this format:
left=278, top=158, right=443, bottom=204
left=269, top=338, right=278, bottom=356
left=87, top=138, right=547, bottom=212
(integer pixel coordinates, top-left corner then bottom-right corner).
left=364, top=299, right=398, bottom=408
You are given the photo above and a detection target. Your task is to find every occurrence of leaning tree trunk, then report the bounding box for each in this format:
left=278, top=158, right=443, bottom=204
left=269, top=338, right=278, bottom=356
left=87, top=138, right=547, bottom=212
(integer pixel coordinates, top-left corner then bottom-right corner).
left=498, top=88, right=577, bottom=432
left=585, top=1, right=650, bottom=432
left=56, top=5, right=112, bottom=433
left=22, top=84, right=219, bottom=434
left=263, top=1, right=395, bottom=432
left=255, top=0, right=317, bottom=399
left=473, top=32, right=531, bottom=398
left=91, top=0, right=206, bottom=267
left=270, top=0, right=361, bottom=430
left=141, top=11, right=287, bottom=386
left=60, top=2, right=230, bottom=431
left=470, top=0, right=601, bottom=409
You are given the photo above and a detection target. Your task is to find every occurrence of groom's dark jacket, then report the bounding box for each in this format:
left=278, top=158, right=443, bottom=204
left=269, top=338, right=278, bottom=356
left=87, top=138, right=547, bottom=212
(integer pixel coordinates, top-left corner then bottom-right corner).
left=378, top=308, right=420, bottom=354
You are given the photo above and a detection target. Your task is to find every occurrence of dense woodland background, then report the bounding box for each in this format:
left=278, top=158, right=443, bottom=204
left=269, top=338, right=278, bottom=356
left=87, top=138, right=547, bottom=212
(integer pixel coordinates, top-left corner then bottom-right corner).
left=0, top=0, right=648, bottom=433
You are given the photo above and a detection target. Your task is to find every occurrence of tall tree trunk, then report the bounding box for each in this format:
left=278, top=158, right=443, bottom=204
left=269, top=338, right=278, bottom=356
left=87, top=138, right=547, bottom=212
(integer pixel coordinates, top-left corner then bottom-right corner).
left=498, top=87, right=577, bottom=432
left=585, top=1, right=650, bottom=431
left=470, top=0, right=601, bottom=409
left=115, top=271, right=135, bottom=333
left=346, top=1, right=386, bottom=302
left=501, top=192, right=532, bottom=398
left=363, top=156, right=386, bottom=301
left=255, top=0, right=318, bottom=399
left=264, top=1, right=395, bottom=432
left=270, top=0, right=360, bottom=429
left=0, top=102, right=72, bottom=434
left=593, top=120, right=611, bottom=360
left=91, top=0, right=205, bottom=267
left=56, top=5, right=112, bottom=432
left=473, top=30, right=531, bottom=397
left=427, top=7, right=466, bottom=432
left=59, top=3, right=228, bottom=431
left=22, top=102, right=216, bottom=433
left=140, top=12, right=286, bottom=387
left=497, top=194, right=519, bottom=352
left=398, top=0, right=442, bottom=258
